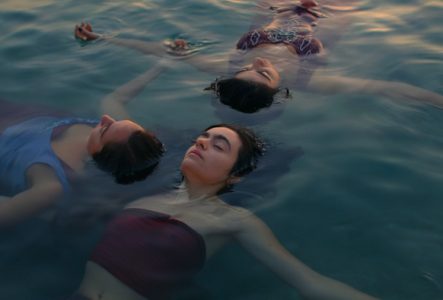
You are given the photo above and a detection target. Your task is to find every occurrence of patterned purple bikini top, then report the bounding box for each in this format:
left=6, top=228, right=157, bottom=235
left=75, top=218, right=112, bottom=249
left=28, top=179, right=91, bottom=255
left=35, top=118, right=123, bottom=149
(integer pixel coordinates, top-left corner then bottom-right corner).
left=236, top=5, right=323, bottom=56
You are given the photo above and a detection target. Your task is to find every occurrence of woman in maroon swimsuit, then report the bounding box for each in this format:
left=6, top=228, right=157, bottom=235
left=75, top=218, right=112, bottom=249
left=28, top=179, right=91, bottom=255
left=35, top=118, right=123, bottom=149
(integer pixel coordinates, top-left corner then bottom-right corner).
left=75, top=0, right=443, bottom=114
left=70, top=124, right=378, bottom=300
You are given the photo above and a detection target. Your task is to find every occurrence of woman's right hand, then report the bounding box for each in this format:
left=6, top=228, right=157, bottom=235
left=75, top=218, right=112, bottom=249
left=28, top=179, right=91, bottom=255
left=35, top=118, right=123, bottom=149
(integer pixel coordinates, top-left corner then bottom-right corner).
left=74, top=22, right=100, bottom=41
left=300, top=0, right=318, bottom=9
left=163, top=39, right=191, bottom=55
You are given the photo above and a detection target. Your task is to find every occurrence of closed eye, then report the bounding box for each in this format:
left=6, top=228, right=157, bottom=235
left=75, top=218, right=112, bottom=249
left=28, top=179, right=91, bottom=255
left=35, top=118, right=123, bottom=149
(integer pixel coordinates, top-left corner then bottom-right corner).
left=214, top=144, right=224, bottom=151
left=235, top=67, right=251, bottom=75
left=259, top=71, right=271, bottom=81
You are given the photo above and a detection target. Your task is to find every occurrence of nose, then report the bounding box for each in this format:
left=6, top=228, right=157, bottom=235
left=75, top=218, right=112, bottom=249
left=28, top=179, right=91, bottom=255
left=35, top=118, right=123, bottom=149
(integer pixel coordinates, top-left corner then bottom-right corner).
left=195, top=136, right=209, bottom=150
left=253, top=57, right=269, bottom=67
left=100, top=114, right=115, bottom=127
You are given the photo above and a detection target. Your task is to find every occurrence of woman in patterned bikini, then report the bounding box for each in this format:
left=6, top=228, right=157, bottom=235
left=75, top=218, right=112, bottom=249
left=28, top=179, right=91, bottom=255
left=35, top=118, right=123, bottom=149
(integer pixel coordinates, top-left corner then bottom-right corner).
left=75, top=0, right=443, bottom=114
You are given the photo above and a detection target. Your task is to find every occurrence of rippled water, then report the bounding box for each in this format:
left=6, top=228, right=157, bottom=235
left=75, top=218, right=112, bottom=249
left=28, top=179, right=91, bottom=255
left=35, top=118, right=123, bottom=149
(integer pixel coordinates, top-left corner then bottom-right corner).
left=1, top=0, right=442, bottom=299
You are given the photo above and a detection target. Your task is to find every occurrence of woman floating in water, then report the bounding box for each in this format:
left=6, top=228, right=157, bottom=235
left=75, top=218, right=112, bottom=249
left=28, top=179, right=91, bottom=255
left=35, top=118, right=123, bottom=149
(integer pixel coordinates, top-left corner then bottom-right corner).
left=0, top=65, right=165, bottom=228
left=69, top=124, right=377, bottom=300
left=75, top=0, right=443, bottom=113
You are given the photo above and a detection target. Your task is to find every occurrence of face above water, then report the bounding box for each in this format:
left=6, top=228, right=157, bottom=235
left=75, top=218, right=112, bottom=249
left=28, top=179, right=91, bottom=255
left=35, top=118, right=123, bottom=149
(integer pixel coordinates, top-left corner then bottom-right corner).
left=234, top=57, right=281, bottom=89
left=87, top=114, right=144, bottom=154
left=181, top=127, right=242, bottom=185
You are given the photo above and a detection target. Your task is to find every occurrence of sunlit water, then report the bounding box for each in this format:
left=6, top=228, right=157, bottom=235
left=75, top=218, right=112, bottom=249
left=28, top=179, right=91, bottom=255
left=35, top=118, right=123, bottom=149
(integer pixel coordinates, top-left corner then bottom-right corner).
left=1, top=0, right=442, bottom=299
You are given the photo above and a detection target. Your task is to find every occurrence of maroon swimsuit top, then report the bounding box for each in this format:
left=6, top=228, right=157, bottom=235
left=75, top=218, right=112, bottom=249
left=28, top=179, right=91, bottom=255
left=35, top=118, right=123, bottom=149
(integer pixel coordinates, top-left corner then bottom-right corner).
left=90, top=208, right=206, bottom=299
left=236, top=4, right=323, bottom=56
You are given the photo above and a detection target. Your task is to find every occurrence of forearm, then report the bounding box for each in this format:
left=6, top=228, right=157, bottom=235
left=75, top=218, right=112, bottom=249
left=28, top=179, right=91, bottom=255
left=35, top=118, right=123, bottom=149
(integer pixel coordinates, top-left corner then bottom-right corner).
left=0, top=183, right=62, bottom=228
left=299, top=271, right=378, bottom=300
left=105, top=37, right=165, bottom=56
left=372, top=81, right=443, bottom=109
left=236, top=215, right=378, bottom=300
left=272, top=253, right=377, bottom=300
left=100, top=62, right=167, bottom=119
left=309, top=75, right=443, bottom=109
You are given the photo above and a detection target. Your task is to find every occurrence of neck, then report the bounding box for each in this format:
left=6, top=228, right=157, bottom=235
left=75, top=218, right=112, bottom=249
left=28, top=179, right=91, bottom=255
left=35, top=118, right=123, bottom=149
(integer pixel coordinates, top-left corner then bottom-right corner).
left=179, top=178, right=225, bottom=201
left=52, top=124, right=94, bottom=173
left=77, top=126, right=94, bottom=161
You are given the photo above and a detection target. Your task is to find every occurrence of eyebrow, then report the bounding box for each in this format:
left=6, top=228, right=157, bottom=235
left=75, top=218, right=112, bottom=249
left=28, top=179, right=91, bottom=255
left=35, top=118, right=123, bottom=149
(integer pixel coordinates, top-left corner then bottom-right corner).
left=234, top=67, right=249, bottom=75
left=258, top=71, right=271, bottom=81
left=199, top=132, right=232, bottom=151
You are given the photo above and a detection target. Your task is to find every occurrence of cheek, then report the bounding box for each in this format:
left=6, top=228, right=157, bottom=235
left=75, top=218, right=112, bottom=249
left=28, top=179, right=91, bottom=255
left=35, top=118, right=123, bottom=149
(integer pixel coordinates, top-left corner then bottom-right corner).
left=212, top=155, right=236, bottom=177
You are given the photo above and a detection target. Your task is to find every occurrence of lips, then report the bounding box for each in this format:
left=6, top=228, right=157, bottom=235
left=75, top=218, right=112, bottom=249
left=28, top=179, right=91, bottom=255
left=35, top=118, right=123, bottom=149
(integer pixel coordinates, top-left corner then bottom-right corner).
left=189, top=149, right=203, bottom=159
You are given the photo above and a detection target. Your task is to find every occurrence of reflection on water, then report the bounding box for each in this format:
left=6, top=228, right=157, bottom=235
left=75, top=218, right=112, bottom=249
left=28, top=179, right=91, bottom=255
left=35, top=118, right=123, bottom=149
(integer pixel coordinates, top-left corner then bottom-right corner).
left=0, top=0, right=54, bottom=10
left=0, top=0, right=443, bottom=299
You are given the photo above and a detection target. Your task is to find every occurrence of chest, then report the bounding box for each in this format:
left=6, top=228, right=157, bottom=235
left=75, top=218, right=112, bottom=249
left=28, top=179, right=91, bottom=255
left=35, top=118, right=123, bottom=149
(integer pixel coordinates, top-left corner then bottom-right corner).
left=50, top=124, right=91, bottom=172
left=126, top=196, right=238, bottom=237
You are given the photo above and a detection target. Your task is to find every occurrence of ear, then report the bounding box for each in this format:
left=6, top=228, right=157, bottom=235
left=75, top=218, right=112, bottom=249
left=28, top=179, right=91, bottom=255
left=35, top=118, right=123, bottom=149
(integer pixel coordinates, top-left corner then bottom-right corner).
left=227, top=176, right=242, bottom=185
left=276, top=87, right=291, bottom=100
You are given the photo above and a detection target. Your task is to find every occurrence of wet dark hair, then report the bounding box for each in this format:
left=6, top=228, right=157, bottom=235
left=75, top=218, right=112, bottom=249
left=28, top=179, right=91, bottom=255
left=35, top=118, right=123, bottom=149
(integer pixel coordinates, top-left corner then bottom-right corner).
left=92, top=130, right=164, bottom=184
left=205, top=124, right=265, bottom=177
left=205, top=78, right=279, bottom=113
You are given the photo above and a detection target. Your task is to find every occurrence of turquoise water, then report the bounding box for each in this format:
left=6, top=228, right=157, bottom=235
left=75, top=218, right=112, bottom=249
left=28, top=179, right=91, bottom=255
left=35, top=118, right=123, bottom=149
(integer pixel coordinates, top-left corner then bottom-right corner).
left=1, top=0, right=443, bottom=299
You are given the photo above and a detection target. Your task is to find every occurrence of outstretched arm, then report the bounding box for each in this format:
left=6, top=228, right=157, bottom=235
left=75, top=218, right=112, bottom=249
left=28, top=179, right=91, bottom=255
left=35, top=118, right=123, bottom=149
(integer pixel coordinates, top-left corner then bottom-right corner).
left=74, top=23, right=165, bottom=56
left=0, top=164, right=63, bottom=228
left=100, top=62, right=167, bottom=120
left=306, top=74, right=443, bottom=109
left=74, top=23, right=228, bottom=75
left=235, top=214, right=378, bottom=300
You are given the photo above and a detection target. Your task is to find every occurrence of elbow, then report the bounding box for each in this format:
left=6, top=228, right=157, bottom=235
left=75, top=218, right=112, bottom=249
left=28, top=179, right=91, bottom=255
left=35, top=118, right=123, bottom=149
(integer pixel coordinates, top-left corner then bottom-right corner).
left=44, top=181, right=64, bottom=205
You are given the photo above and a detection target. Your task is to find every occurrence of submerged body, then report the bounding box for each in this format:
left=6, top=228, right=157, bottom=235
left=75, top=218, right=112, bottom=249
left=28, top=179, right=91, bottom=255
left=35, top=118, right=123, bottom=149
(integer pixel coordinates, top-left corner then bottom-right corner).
left=73, top=125, right=377, bottom=300
left=0, top=65, right=165, bottom=228
left=74, top=0, right=443, bottom=113
left=0, top=117, right=97, bottom=196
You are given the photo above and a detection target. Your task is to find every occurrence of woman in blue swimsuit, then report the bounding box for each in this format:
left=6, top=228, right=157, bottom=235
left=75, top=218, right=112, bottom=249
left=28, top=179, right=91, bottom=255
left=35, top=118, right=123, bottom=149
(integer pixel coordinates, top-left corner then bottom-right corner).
left=0, top=64, right=165, bottom=228
left=75, top=0, right=443, bottom=114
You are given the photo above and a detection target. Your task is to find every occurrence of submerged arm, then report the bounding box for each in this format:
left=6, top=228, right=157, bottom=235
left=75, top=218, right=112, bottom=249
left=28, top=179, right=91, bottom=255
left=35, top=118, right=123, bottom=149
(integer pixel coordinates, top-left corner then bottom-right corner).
left=75, top=23, right=227, bottom=75
left=0, top=164, right=63, bottom=228
left=105, top=38, right=165, bottom=56
left=306, top=74, right=443, bottom=109
left=75, top=23, right=165, bottom=56
left=100, top=62, right=167, bottom=120
left=235, top=214, right=378, bottom=300
left=107, top=36, right=228, bottom=74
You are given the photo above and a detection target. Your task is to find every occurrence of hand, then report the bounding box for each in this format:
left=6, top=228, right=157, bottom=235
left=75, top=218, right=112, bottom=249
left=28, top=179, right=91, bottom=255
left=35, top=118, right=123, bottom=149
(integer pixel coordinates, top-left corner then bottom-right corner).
left=300, top=0, right=318, bottom=9
left=74, top=22, right=100, bottom=41
left=163, top=39, right=194, bottom=57
left=165, top=39, right=189, bottom=50
left=270, top=0, right=318, bottom=13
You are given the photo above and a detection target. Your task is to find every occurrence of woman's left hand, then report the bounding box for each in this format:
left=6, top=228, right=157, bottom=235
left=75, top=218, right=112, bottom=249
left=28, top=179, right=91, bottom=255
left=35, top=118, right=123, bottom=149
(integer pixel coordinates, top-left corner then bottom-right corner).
left=74, top=22, right=100, bottom=41
left=163, top=39, right=196, bottom=57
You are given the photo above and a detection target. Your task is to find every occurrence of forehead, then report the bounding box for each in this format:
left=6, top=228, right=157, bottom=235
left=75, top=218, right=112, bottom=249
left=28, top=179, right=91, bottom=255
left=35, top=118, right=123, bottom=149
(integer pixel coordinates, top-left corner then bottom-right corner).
left=205, top=127, right=242, bottom=148
left=234, top=70, right=279, bottom=89
left=235, top=70, right=265, bottom=83
left=103, top=120, right=142, bottom=143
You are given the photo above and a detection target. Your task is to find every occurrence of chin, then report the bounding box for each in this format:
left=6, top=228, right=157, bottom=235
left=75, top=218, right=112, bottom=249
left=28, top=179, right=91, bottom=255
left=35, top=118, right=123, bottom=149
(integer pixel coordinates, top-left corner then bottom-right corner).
left=179, top=159, right=193, bottom=176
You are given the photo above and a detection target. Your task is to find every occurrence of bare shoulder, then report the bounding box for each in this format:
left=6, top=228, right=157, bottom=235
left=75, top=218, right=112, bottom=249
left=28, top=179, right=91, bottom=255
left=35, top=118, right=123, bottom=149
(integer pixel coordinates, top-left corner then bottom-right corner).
left=26, top=163, right=63, bottom=187
left=124, top=191, right=173, bottom=209
left=221, top=204, right=261, bottom=231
